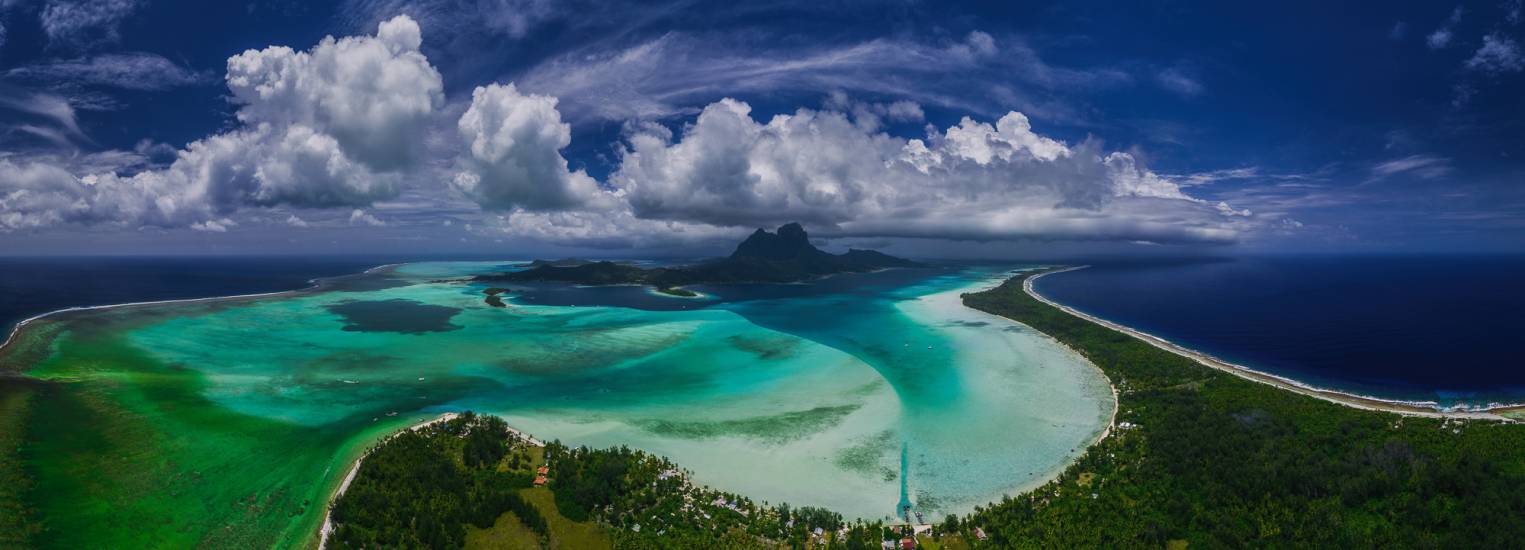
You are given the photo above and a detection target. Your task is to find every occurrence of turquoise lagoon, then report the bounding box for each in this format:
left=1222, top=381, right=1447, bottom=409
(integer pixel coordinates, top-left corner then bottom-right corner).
left=11, top=261, right=1113, bottom=542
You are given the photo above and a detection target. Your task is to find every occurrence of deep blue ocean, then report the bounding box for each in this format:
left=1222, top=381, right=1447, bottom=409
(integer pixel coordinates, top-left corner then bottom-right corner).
left=0, top=256, right=403, bottom=338
left=1034, top=256, right=1525, bottom=407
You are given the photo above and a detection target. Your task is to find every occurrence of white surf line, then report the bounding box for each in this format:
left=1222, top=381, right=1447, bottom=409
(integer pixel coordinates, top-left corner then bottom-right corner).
left=316, top=413, right=546, bottom=550
left=1, top=289, right=292, bottom=354
left=1023, top=266, right=1515, bottom=421
left=0, top=262, right=414, bottom=357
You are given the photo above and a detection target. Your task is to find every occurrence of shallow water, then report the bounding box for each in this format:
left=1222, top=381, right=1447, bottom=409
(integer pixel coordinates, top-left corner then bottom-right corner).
left=3, top=261, right=1112, bottom=546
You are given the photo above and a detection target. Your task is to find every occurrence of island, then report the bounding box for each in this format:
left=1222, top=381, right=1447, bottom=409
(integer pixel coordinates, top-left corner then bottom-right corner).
left=956, top=270, right=1525, bottom=547
left=475, top=223, right=924, bottom=288
left=481, top=287, right=510, bottom=308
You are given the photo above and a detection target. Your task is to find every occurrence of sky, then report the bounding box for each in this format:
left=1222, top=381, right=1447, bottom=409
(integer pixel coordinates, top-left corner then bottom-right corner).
left=0, top=0, right=1522, bottom=258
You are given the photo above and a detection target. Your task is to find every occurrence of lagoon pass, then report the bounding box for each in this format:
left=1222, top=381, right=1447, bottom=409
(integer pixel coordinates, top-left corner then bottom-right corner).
left=0, top=261, right=1111, bottom=548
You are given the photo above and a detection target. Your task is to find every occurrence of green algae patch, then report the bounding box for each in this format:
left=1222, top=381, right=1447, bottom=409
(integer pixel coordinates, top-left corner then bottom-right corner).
left=833, top=429, right=898, bottom=477
left=725, top=333, right=801, bottom=361
left=0, top=378, right=42, bottom=548
left=20, top=332, right=337, bottom=548
left=634, top=404, right=860, bottom=444
left=11, top=323, right=476, bottom=549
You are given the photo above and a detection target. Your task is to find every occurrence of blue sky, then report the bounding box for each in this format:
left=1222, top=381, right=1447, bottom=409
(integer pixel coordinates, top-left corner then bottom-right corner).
left=0, top=0, right=1521, bottom=257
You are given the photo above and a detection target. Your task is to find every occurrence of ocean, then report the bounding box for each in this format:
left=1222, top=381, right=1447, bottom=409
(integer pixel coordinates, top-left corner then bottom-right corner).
left=1033, top=255, right=1525, bottom=407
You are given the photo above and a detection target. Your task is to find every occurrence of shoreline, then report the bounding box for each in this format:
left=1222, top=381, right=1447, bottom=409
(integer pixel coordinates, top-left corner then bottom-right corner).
left=949, top=274, right=1121, bottom=505
left=317, top=412, right=460, bottom=550
left=315, top=412, right=546, bottom=550
left=1025, top=266, right=1517, bottom=420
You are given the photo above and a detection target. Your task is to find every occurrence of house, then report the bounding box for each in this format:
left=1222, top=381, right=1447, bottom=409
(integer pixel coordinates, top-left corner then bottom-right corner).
left=974, top=527, right=988, bottom=541
left=533, top=474, right=547, bottom=486
left=900, top=537, right=916, bottom=549
left=537, top=466, right=549, bottom=475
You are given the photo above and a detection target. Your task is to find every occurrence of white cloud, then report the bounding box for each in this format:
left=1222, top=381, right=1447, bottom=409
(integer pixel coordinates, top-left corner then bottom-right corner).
left=1426, top=7, right=1462, bottom=49
left=0, top=90, right=87, bottom=143
left=226, top=14, right=443, bottom=171
left=0, top=15, right=444, bottom=231
left=6, top=53, right=212, bottom=90
left=479, top=206, right=736, bottom=249
left=1371, top=154, right=1452, bottom=180
left=1465, top=33, right=1524, bottom=74
left=1155, top=67, right=1204, bottom=97
left=341, top=0, right=563, bottom=39
left=1427, top=28, right=1453, bottom=49
left=39, top=0, right=144, bottom=49
left=513, top=32, right=1128, bottom=124
left=0, top=15, right=1262, bottom=247
left=451, top=83, right=602, bottom=211
left=821, top=91, right=925, bottom=131
left=349, top=209, right=386, bottom=226
left=190, top=218, right=236, bottom=232
left=601, top=98, right=1247, bottom=244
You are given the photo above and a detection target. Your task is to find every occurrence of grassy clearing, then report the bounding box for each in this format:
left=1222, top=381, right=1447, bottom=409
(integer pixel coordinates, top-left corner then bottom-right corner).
left=464, top=511, right=544, bottom=550
left=519, top=486, right=611, bottom=549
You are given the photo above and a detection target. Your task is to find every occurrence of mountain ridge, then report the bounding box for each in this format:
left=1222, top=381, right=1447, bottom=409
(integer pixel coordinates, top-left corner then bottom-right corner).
left=477, top=223, right=923, bottom=289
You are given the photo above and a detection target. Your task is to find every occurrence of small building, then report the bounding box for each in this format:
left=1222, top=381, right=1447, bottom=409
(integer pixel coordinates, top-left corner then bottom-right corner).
left=974, top=527, right=988, bottom=541
left=537, top=466, right=549, bottom=475
left=533, top=474, right=547, bottom=486
left=900, top=537, right=916, bottom=549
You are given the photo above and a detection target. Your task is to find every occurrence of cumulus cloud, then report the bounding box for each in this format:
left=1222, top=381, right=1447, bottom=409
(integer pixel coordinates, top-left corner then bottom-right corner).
left=451, top=83, right=601, bottom=211
left=349, top=209, right=386, bottom=226
left=190, top=218, right=236, bottom=232
left=600, top=98, right=1247, bottom=244
left=6, top=53, right=212, bottom=91
left=0, top=14, right=1255, bottom=247
left=226, top=14, right=443, bottom=170
left=0, top=15, right=444, bottom=231
left=1465, top=33, right=1524, bottom=74
left=822, top=91, right=924, bottom=131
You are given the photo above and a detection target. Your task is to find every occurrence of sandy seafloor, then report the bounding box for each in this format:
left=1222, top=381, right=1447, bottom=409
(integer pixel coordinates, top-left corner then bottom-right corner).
left=1, top=261, right=1112, bottom=546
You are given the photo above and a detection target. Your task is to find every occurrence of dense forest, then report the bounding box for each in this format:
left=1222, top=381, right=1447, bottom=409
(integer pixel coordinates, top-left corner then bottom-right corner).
left=328, top=412, right=924, bottom=549
left=959, top=272, right=1525, bottom=548
left=328, top=413, right=546, bottom=549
